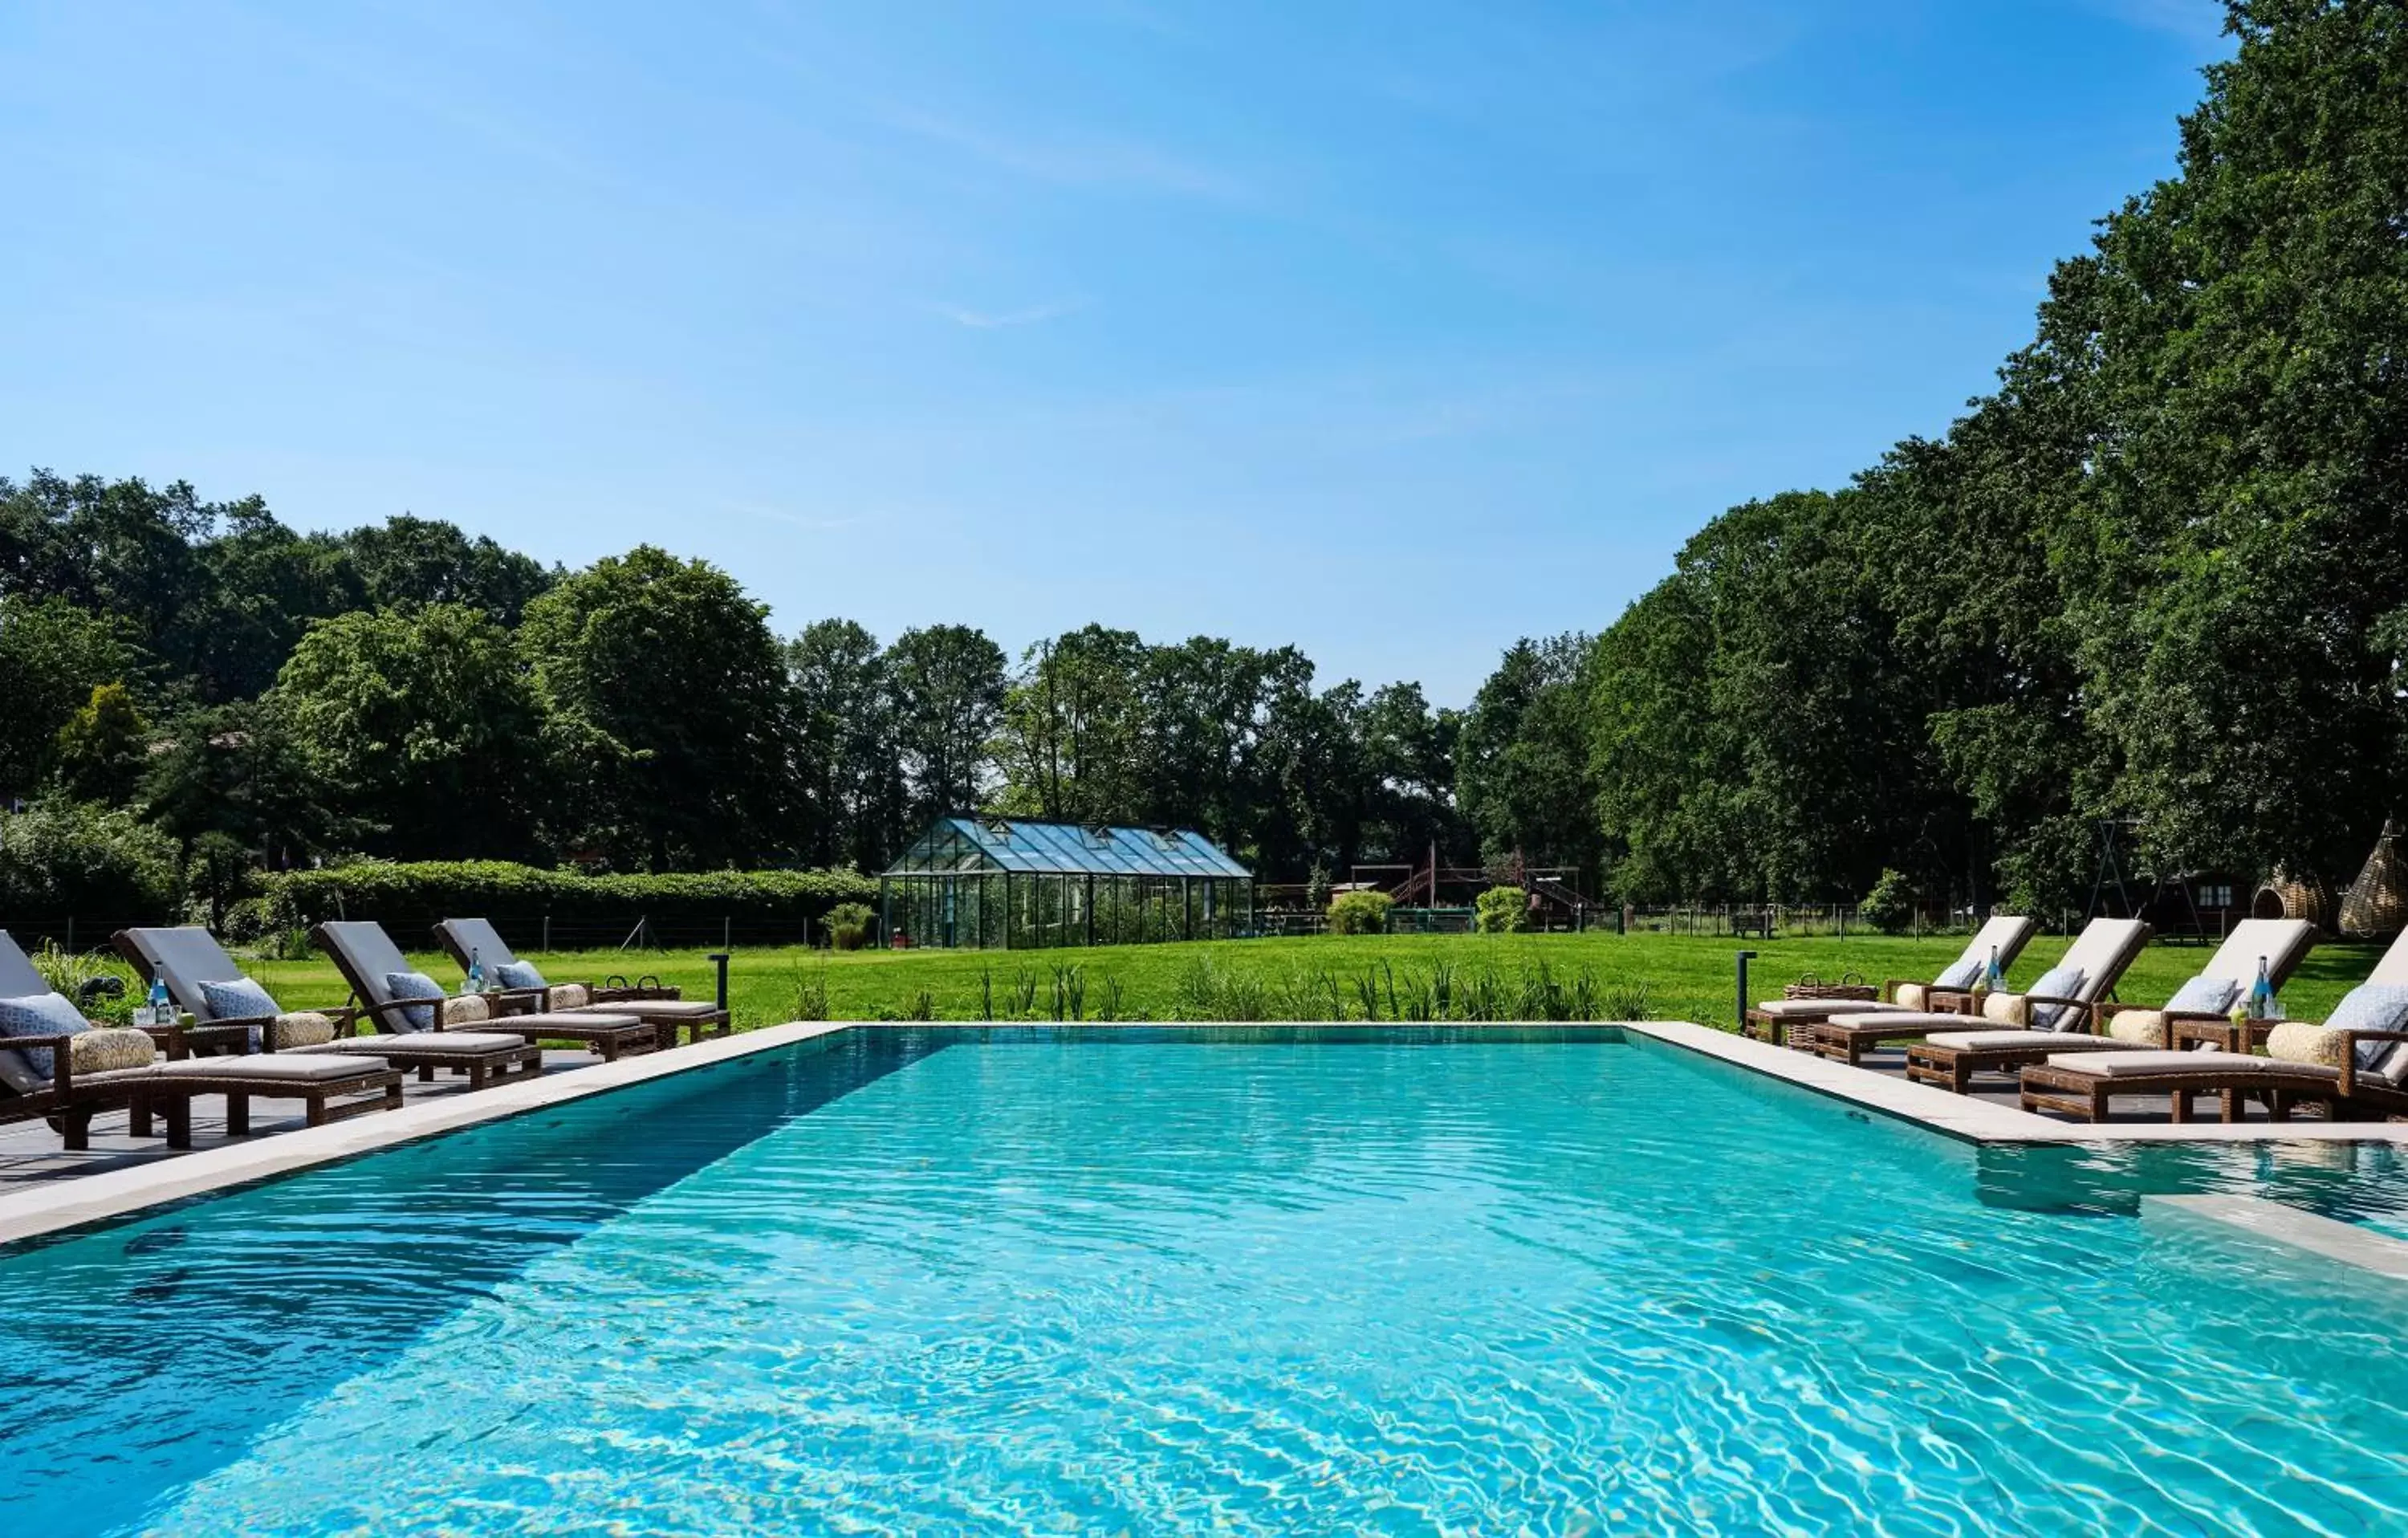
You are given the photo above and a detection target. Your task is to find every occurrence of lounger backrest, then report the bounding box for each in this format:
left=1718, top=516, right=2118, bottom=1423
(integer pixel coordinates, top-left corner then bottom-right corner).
left=2363, top=926, right=2408, bottom=988
left=435, top=918, right=519, bottom=975
left=1954, top=914, right=2039, bottom=976
left=0, top=931, right=47, bottom=997
left=2194, top=918, right=2317, bottom=989
left=315, top=921, right=417, bottom=1010
left=2056, top=918, right=2154, bottom=1003
left=114, top=926, right=253, bottom=1019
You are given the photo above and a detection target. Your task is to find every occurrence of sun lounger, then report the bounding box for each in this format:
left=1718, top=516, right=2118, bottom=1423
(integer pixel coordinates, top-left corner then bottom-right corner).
left=2022, top=926, right=2408, bottom=1123
left=1810, top=918, right=2152, bottom=1067
left=1740, top=913, right=2039, bottom=1045
left=433, top=917, right=732, bottom=1046
left=1, top=930, right=401, bottom=1149
left=1903, top=918, right=2314, bottom=1093
left=315, top=921, right=661, bottom=1061
left=115, top=926, right=544, bottom=1090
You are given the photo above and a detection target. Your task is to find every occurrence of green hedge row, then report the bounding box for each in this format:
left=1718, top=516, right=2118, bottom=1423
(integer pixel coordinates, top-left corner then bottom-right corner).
left=250, top=860, right=881, bottom=942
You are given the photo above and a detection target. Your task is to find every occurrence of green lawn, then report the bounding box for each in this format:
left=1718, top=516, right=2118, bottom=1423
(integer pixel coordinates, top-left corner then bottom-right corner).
left=67, top=928, right=2381, bottom=1031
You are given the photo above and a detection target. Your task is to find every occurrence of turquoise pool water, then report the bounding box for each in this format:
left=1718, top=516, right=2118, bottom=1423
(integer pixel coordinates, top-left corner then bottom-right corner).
left=6, top=1027, right=2408, bottom=1535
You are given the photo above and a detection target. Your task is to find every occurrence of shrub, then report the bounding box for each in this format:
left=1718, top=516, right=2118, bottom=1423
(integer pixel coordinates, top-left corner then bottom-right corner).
left=1326, top=889, right=1394, bottom=935
left=1860, top=869, right=1916, bottom=934
left=255, top=859, right=878, bottom=941
left=824, top=901, right=876, bottom=951
left=1474, top=885, right=1531, bottom=934
left=0, top=798, right=181, bottom=922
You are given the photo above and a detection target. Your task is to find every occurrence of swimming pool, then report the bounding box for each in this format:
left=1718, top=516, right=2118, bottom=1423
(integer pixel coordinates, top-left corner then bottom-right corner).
left=5, top=1027, right=2407, bottom=1535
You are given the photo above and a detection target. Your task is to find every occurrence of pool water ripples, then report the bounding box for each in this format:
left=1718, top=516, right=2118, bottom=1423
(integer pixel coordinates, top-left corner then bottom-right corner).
left=3, top=1028, right=2407, bottom=1534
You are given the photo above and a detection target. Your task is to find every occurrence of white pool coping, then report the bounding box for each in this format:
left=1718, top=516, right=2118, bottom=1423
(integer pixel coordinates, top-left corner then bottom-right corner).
left=6, top=1018, right=2406, bottom=1252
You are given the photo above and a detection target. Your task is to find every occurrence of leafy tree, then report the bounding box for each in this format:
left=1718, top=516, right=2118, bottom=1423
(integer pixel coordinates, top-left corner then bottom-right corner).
left=1458, top=636, right=1601, bottom=874
left=140, top=699, right=356, bottom=873
left=519, top=547, right=798, bottom=870
left=1474, top=885, right=1531, bottom=934
left=0, top=595, right=135, bottom=799
left=342, top=515, right=555, bottom=623
left=996, top=626, right=1148, bottom=826
left=886, top=624, right=1007, bottom=822
left=787, top=619, right=905, bottom=870
left=54, top=682, right=151, bottom=805
left=0, top=798, right=181, bottom=921
left=270, top=604, right=552, bottom=860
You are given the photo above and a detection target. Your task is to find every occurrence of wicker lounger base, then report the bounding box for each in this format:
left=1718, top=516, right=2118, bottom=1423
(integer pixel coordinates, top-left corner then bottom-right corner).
left=1904, top=1035, right=2128, bottom=1094
left=122, top=1062, right=405, bottom=1149
left=314, top=1036, right=546, bottom=1088
left=479, top=1011, right=660, bottom=1060
left=1809, top=1011, right=1975, bottom=1066
left=2016, top=1060, right=2408, bottom=1124
left=1741, top=1000, right=1910, bottom=1048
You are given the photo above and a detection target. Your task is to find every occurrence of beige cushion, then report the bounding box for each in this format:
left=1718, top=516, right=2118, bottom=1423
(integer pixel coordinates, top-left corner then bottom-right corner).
left=2106, top=1008, right=2169, bottom=1047
left=269, top=1011, right=337, bottom=1050
left=548, top=983, right=592, bottom=1011
left=1830, top=1010, right=1964, bottom=1031
left=68, top=1027, right=157, bottom=1075
left=150, top=1054, right=382, bottom=1083
left=1894, top=983, right=1929, bottom=1012
left=315, top=1031, right=530, bottom=1055
left=1981, top=991, right=2030, bottom=1027
left=2267, top=1021, right=2350, bottom=1068
left=2043, top=1049, right=2340, bottom=1081
left=492, top=1011, right=644, bottom=1031
left=440, top=995, right=492, bottom=1027
left=1927, top=1029, right=2123, bottom=1052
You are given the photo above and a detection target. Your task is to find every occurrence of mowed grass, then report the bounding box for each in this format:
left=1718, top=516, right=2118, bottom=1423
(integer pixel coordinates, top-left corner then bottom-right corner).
left=204, top=929, right=2386, bottom=1031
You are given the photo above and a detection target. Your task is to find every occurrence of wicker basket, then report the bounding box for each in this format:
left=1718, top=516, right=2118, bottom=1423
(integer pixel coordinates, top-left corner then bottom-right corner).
left=1783, top=974, right=1877, bottom=1003
left=2342, top=820, right=2408, bottom=939
left=2252, top=868, right=2335, bottom=932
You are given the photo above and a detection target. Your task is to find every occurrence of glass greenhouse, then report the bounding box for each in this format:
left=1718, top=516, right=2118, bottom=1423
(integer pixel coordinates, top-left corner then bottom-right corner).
left=880, top=817, right=1255, bottom=950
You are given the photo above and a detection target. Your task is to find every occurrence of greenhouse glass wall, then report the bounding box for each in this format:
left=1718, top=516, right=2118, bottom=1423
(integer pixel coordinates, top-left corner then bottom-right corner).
left=881, top=817, right=1255, bottom=950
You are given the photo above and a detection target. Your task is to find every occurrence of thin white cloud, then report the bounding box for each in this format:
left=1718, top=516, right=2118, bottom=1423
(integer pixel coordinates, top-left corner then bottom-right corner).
left=927, top=299, right=1087, bottom=329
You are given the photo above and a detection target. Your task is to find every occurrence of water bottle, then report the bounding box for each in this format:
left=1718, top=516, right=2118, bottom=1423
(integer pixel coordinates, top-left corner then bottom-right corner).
left=464, top=947, right=484, bottom=997
left=2247, top=956, right=2273, bottom=1020
left=1984, top=946, right=2005, bottom=994
left=147, top=977, right=172, bottom=1028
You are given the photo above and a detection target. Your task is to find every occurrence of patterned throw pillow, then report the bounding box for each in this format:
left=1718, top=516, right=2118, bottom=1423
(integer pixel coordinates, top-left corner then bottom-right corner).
left=0, top=990, right=91, bottom=1079
left=2326, top=983, right=2408, bottom=1071
left=200, top=976, right=283, bottom=1051
left=440, top=995, right=492, bottom=1027
left=2166, top=974, right=2241, bottom=1018
left=2025, top=964, right=2087, bottom=1031
left=495, top=960, right=547, bottom=991
left=1934, top=958, right=1983, bottom=991
left=550, top=982, right=592, bottom=1011
left=1981, top=991, right=2028, bottom=1027
left=383, top=970, right=448, bottom=1033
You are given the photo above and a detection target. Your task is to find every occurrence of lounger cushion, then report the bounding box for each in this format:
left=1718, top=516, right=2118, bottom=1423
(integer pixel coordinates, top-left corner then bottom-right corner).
left=2041, top=1049, right=2338, bottom=1080
left=1980, top=991, right=2030, bottom=1027
left=1927, top=1029, right=2125, bottom=1052
left=269, top=1011, right=337, bottom=1050
left=383, top=971, right=445, bottom=1032
left=2325, top=984, right=2408, bottom=1069
left=312, top=1031, right=528, bottom=1055
left=581, top=998, right=717, bottom=1019
left=71, top=1027, right=159, bottom=1075
left=198, top=977, right=281, bottom=1050
left=1754, top=998, right=1903, bottom=1018
left=149, top=1053, right=384, bottom=1082
left=1935, top=958, right=1983, bottom=990
left=2026, top=964, right=2087, bottom=1030
left=1828, top=1010, right=1962, bottom=1031
left=2166, top=974, right=2241, bottom=1018
left=496, top=960, right=546, bottom=991
left=0, top=990, right=89, bottom=1081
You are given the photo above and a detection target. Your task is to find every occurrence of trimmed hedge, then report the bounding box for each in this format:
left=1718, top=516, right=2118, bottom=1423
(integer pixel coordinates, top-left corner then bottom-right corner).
left=252, top=860, right=879, bottom=942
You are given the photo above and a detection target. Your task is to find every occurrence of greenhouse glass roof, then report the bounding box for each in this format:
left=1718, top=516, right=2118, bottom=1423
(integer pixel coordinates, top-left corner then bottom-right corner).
left=886, top=817, right=1252, bottom=879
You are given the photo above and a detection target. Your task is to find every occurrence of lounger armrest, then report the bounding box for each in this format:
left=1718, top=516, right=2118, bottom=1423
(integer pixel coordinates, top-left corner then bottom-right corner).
left=352, top=996, right=458, bottom=1032
left=2337, top=1031, right=2408, bottom=1096
left=2022, top=995, right=2093, bottom=1032
left=2, top=1033, right=85, bottom=1096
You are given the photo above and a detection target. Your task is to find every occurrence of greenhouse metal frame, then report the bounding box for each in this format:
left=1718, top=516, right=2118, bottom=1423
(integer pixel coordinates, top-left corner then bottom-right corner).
left=880, top=817, right=1255, bottom=950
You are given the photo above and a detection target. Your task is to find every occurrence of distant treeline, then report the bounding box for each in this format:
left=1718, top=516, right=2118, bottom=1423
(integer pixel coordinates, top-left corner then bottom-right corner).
left=6, top=2, right=2404, bottom=923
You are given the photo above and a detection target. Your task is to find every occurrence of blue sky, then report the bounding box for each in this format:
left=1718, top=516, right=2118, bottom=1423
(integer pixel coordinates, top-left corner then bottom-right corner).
left=0, top=1, right=2230, bottom=702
